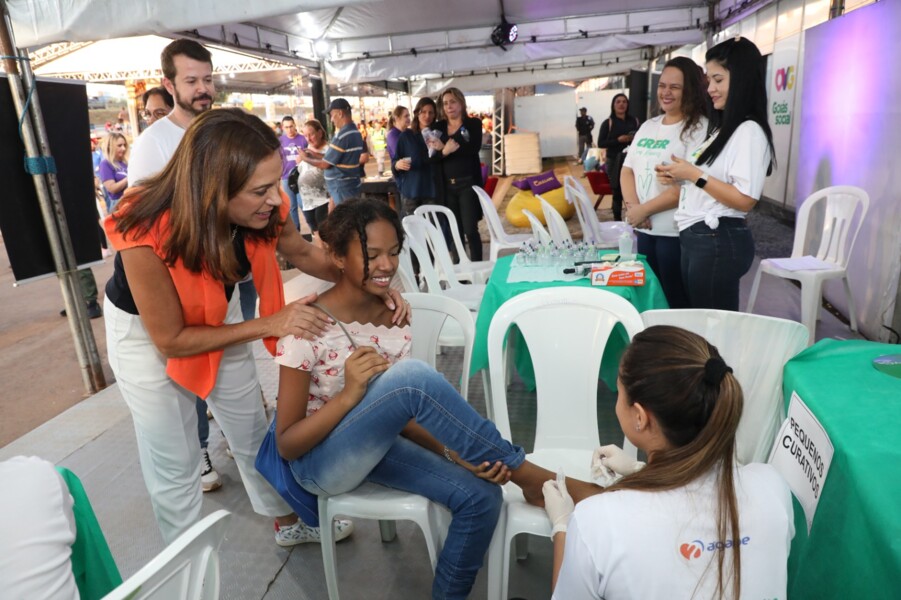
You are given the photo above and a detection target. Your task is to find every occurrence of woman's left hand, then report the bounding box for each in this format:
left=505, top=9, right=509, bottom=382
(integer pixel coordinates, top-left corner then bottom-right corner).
left=385, top=288, right=412, bottom=325
left=655, top=155, right=702, bottom=184
left=625, top=203, right=651, bottom=229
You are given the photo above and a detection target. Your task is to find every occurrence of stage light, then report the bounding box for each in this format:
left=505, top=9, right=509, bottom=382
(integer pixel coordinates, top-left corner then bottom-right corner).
left=314, top=39, right=330, bottom=58
left=490, top=18, right=518, bottom=50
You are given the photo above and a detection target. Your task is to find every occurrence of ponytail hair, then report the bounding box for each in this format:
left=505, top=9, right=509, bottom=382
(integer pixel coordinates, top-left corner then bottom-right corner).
left=608, top=325, right=743, bottom=599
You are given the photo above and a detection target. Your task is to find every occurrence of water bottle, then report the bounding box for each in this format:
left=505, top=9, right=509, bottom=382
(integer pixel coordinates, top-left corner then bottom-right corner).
left=618, top=231, right=633, bottom=261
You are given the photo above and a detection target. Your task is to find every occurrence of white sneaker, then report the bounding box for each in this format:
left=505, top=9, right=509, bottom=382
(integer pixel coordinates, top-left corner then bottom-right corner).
left=200, top=448, right=222, bottom=492
left=274, top=518, right=354, bottom=547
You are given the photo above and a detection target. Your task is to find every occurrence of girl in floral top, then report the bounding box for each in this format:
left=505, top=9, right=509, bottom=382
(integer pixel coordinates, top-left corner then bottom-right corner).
left=274, top=198, right=585, bottom=599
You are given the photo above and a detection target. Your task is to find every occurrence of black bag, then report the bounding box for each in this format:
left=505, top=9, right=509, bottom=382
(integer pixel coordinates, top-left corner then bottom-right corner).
left=287, top=166, right=300, bottom=194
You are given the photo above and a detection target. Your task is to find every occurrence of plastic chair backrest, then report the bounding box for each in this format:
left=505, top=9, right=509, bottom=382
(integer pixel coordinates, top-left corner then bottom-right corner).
left=103, top=510, right=231, bottom=600
left=403, top=216, right=465, bottom=291
left=793, top=185, right=869, bottom=268
left=567, top=176, right=606, bottom=245
left=396, top=246, right=421, bottom=292
left=640, top=309, right=808, bottom=464
left=538, top=196, right=573, bottom=245
left=487, top=288, right=644, bottom=454
left=473, top=185, right=509, bottom=243
left=563, top=176, right=595, bottom=244
left=404, top=292, right=475, bottom=399
left=521, top=209, right=552, bottom=245
left=414, top=205, right=472, bottom=267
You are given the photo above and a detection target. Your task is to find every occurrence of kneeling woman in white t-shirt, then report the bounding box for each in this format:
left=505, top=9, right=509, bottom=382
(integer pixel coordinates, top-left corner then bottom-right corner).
left=543, top=325, right=794, bottom=599
left=656, top=37, right=775, bottom=311
left=621, top=56, right=709, bottom=308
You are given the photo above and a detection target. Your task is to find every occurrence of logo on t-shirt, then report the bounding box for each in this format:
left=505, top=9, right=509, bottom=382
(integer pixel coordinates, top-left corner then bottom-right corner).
left=680, top=540, right=704, bottom=560
left=636, top=138, right=671, bottom=150
left=679, top=536, right=751, bottom=560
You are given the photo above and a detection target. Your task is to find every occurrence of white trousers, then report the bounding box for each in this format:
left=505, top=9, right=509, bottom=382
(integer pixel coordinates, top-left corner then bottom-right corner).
left=104, top=294, right=290, bottom=544
left=0, top=456, right=79, bottom=600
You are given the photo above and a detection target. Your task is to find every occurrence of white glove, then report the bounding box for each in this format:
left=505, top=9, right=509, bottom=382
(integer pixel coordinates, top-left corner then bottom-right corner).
left=590, top=445, right=646, bottom=487
left=542, top=469, right=574, bottom=535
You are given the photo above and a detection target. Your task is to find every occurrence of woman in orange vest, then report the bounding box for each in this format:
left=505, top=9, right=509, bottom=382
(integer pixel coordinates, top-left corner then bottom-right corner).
left=103, top=108, right=408, bottom=546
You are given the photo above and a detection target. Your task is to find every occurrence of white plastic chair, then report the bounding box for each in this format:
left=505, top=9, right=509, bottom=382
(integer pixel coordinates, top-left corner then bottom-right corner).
left=564, top=175, right=603, bottom=245
left=318, top=294, right=476, bottom=600
left=474, top=185, right=533, bottom=261
left=520, top=209, right=552, bottom=245
left=747, top=185, right=869, bottom=346
left=641, top=309, right=809, bottom=464
left=402, top=216, right=486, bottom=312
left=414, top=204, right=495, bottom=284
left=484, top=288, right=644, bottom=600
left=397, top=245, right=422, bottom=292
left=103, top=510, right=231, bottom=600
left=538, top=196, right=574, bottom=245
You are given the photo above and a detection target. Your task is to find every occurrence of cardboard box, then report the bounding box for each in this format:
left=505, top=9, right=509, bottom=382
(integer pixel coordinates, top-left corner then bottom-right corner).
left=590, top=262, right=645, bottom=287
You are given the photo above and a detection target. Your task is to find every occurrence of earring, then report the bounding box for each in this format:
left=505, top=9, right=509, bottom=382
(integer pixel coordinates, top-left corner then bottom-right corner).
left=635, top=424, right=641, bottom=431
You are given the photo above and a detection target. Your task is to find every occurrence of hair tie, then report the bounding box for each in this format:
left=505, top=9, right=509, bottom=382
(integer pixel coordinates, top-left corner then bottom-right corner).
left=703, top=357, right=732, bottom=386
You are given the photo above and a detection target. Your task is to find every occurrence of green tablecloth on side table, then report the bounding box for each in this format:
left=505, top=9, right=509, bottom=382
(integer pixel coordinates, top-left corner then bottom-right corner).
left=57, top=467, right=122, bottom=600
left=469, top=254, right=669, bottom=390
left=783, top=339, right=901, bottom=599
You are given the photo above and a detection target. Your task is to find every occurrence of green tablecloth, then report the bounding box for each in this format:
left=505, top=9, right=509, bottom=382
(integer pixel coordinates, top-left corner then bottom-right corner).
left=470, top=254, right=669, bottom=390
left=783, top=339, right=901, bottom=599
left=57, top=467, right=122, bottom=600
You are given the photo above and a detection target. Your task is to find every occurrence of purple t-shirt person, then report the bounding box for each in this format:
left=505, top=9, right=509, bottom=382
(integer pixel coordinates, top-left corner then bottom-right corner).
left=98, top=159, right=128, bottom=201
left=279, top=133, right=309, bottom=179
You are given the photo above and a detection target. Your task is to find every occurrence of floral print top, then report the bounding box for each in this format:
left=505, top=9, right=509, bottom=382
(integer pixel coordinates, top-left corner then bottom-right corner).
left=275, top=321, right=412, bottom=416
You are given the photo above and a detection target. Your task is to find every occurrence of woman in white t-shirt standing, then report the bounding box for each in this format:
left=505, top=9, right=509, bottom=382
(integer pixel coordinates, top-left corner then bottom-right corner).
left=542, top=326, right=794, bottom=599
left=656, top=37, right=775, bottom=311
left=295, top=119, right=332, bottom=244
left=621, top=57, right=709, bottom=308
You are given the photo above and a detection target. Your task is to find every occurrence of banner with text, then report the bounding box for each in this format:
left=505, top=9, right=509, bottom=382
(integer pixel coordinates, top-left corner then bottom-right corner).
left=768, top=392, right=835, bottom=531
left=763, top=33, right=802, bottom=207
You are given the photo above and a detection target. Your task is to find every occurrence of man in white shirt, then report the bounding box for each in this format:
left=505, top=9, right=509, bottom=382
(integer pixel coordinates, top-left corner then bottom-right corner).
left=128, top=39, right=214, bottom=185
left=127, top=39, right=223, bottom=493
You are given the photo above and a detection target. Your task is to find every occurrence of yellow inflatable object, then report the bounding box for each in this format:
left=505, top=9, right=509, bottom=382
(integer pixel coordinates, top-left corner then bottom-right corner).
left=505, top=187, right=574, bottom=227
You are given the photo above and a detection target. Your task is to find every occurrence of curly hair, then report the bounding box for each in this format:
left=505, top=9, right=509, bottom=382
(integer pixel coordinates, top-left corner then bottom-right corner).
left=318, top=198, right=405, bottom=285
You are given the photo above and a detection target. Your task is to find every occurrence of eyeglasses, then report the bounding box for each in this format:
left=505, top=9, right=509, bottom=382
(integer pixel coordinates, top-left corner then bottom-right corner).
left=142, top=109, right=170, bottom=120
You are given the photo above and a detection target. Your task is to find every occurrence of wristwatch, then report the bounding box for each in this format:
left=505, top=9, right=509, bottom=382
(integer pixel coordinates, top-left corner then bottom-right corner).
left=695, top=176, right=708, bottom=189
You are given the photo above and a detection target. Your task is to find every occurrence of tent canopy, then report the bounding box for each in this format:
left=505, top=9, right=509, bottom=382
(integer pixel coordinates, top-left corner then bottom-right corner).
left=9, top=0, right=711, bottom=91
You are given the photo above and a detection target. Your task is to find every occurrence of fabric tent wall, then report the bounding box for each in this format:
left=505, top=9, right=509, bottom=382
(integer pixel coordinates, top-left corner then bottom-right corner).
left=794, top=0, right=901, bottom=342
left=513, top=93, right=580, bottom=158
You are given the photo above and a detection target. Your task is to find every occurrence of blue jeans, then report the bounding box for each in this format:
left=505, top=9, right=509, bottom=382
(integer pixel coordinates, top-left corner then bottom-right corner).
left=282, top=178, right=301, bottom=230
left=195, top=397, right=209, bottom=449
left=679, top=217, right=755, bottom=311
left=637, top=232, right=689, bottom=309
left=326, top=177, right=362, bottom=205
left=290, top=360, right=524, bottom=600
left=237, top=279, right=258, bottom=322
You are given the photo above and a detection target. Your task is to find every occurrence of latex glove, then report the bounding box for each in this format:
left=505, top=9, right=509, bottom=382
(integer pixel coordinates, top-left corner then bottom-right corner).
left=590, top=445, right=646, bottom=487
left=542, top=469, right=574, bottom=535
